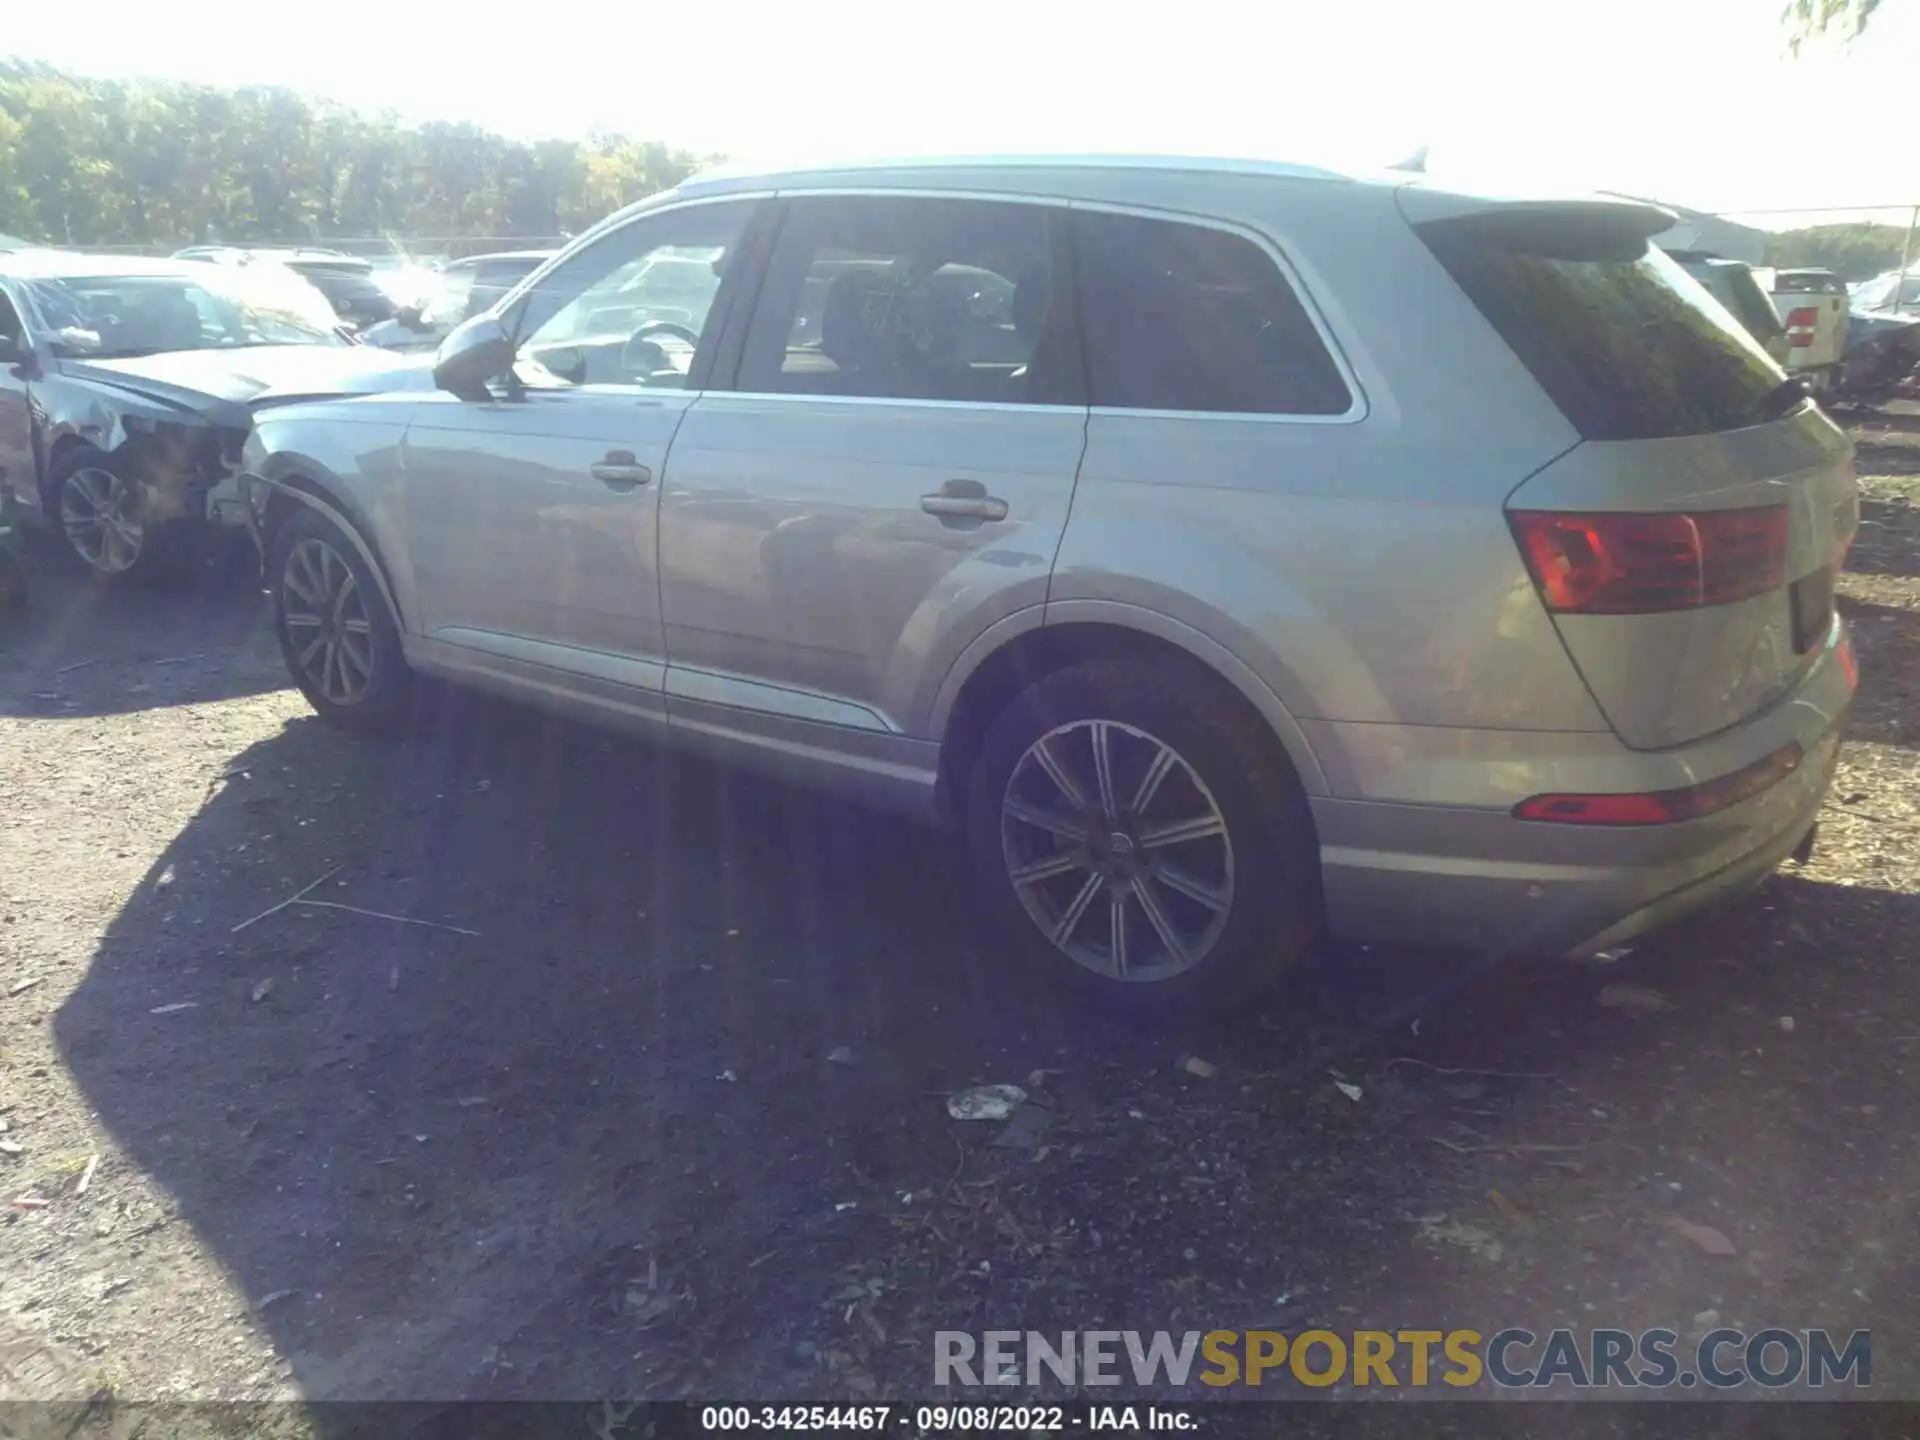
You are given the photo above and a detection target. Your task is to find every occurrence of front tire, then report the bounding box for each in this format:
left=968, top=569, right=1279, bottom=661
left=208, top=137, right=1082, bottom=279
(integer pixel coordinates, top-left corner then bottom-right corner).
left=269, top=507, right=412, bottom=733
left=48, top=447, right=186, bottom=585
left=964, top=659, right=1319, bottom=1017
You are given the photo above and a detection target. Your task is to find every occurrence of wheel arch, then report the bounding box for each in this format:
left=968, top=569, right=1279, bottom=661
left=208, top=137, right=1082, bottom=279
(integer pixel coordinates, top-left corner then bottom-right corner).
left=41, top=432, right=104, bottom=515
left=932, top=601, right=1330, bottom=822
left=248, top=460, right=409, bottom=634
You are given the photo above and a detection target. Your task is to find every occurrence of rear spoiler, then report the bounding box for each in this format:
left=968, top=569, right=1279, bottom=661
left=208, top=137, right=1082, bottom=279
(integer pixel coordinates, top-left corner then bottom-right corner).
left=1396, top=190, right=1678, bottom=263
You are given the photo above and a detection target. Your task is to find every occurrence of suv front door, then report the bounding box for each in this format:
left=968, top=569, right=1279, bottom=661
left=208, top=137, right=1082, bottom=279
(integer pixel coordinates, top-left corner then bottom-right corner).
left=659, top=193, right=1087, bottom=755
left=400, top=198, right=759, bottom=719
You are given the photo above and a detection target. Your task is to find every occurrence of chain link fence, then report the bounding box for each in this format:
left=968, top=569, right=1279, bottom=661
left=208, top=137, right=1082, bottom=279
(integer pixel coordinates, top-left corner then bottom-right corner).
left=1719, top=202, right=1920, bottom=283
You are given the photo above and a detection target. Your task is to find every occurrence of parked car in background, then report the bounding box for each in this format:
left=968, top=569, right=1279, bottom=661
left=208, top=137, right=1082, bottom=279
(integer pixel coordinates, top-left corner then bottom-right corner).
left=1833, top=308, right=1920, bottom=406
left=1667, top=251, right=1790, bottom=364
left=176, top=247, right=399, bottom=333
left=368, top=255, right=442, bottom=313
left=241, top=156, right=1855, bottom=1015
left=1754, top=267, right=1849, bottom=392
left=0, top=250, right=410, bottom=582
left=1852, top=266, right=1920, bottom=317
left=361, top=250, right=555, bottom=351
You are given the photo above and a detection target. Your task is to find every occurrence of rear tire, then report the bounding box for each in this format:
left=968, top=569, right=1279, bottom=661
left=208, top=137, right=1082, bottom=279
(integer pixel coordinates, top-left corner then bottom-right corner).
left=269, top=506, right=413, bottom=734
left=964, top=658, right=1319, bottom=1017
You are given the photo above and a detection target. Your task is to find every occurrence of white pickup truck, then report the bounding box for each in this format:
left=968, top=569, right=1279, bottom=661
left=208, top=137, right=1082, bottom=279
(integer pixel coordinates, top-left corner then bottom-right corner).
left=1754, top=267, right=1850, bottom=391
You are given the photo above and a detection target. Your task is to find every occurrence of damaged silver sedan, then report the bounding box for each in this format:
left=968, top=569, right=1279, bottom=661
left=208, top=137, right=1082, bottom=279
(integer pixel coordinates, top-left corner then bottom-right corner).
left=0, top=251, right=411, bottom=582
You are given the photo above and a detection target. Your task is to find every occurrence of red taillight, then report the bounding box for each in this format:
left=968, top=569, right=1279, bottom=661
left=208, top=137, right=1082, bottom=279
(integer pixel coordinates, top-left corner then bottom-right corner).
left=1514, top=742, right=1804, bottom=826
left=1786, top=306, right=1818, bottom=348
left=1509, top=507, right=1789, bottom=615
left=1838, top=631, right=1858, bottom=691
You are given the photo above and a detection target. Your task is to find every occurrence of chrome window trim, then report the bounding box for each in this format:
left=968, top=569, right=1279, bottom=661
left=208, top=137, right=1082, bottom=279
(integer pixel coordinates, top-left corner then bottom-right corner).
left=699, top=393, right=1085, bottom=416
left=700, top=183, right=1369, bottom=425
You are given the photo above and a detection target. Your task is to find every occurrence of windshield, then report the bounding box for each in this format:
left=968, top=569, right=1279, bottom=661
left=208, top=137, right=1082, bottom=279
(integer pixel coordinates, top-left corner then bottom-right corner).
left=23, top=267, right=345, bottom=357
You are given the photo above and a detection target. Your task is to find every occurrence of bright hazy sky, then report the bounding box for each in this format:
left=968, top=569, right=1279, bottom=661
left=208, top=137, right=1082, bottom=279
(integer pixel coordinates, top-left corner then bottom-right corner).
left=10, top=0, right=1919, bottom=226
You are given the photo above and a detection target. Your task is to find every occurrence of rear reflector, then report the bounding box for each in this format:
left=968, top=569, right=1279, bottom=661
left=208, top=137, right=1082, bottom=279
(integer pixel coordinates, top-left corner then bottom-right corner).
left=1514, top=742, right=1804, bottom=826
left=1509, top=506, right=1789, bottom=614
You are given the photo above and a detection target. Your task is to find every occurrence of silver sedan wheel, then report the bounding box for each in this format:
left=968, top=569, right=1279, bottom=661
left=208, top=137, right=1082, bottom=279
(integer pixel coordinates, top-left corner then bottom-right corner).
left=59, top=466, right=144, bottom=574
left=281, top=537, right=375, bottom=706
left=1000, top=719, right=1235, bottom=983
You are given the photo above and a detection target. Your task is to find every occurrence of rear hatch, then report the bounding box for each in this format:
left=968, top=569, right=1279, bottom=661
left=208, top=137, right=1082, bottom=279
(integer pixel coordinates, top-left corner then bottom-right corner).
left=1410, top=198, right=1857, bottom=750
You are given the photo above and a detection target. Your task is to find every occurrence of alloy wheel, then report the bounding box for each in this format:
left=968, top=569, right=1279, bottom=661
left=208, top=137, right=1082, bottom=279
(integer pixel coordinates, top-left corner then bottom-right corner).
left=282, top=538, right=375, bottom=706
left=59, top=467, right=144, bottom=574
left=1000, top=719, right=1235, bottom=982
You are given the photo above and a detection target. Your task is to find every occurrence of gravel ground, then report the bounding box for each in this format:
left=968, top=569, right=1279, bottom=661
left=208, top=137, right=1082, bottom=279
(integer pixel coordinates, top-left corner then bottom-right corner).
left=2, top=412, right=1919, bottom=1432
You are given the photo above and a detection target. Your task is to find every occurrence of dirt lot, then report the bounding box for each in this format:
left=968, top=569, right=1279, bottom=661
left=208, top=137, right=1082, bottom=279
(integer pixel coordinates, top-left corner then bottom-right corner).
left=2, top=411, right=1919, bottom=1429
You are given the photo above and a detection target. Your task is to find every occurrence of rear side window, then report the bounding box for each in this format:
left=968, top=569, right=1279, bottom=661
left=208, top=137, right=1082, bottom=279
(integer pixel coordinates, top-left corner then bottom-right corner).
left=1420, top=214, right=1786, bottom=441
left=1070, top=210, right=1351, bottom=416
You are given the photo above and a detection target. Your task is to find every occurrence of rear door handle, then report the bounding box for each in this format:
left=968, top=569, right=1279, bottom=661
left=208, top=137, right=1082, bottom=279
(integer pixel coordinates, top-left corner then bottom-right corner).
left=591, top=451, right=652, bottom=488
left=920, top=480, right=1007, bottom=522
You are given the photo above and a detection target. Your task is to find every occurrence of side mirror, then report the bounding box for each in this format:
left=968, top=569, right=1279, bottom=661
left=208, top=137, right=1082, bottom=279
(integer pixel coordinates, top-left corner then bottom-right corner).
left=433, top=314, right=514, bottom=400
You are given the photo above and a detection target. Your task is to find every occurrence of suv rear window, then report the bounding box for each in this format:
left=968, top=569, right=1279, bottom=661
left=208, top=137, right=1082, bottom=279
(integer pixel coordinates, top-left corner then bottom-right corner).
left=1419, top=212, right=1787, bottom=441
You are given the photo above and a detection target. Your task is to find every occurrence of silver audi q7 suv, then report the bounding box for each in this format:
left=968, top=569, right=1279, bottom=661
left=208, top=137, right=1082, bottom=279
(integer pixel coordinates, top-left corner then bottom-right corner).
left=240, top=154, right=1859, bottom=1013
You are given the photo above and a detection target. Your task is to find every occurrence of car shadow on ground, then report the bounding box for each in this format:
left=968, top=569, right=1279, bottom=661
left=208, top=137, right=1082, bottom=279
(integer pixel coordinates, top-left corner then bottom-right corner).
left=50, top=680, right=1920, bottom=1419
left=0, top=536, right=284, bottom=719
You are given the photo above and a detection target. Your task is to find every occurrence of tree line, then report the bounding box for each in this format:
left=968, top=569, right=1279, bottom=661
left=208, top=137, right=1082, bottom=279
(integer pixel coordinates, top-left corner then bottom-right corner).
left=1763, top=222, right=1914, bottom=281
left=2, top=56, right=1911, bottom=280
left=0, top=60, right=714, bottom=250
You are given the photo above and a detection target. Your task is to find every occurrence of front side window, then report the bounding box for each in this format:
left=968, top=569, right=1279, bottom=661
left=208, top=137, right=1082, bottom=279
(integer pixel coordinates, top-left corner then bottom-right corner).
left=509, top=202, right=749, bottom=389
left=737, top=195, right=1077, bottom=405
left=1071, top=210, right=1353, bottom=416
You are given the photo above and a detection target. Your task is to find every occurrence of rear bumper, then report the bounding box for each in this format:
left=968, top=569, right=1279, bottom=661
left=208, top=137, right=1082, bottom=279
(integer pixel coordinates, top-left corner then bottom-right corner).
left=1308, top=619, right=1853, bottom=959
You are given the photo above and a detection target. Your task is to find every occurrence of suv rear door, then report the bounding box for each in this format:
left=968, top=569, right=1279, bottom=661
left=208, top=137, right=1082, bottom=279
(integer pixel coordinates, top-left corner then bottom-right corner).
left=1411, top=197, right=1857, bottom=750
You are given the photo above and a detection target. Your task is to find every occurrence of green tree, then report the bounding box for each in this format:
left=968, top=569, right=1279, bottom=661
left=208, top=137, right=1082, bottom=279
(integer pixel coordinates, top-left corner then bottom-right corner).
left=1764, top=223, right=1911, bottom=279
left=0, top=60, right=713, bottom=249
left=1785, top=0, right=1886, bottom=50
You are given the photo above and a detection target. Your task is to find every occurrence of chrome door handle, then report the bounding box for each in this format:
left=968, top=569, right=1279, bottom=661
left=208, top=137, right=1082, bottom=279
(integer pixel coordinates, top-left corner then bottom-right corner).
left=920, top=481, right=1007, bottom=522
left=591, top=452, right=652, bottom=488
